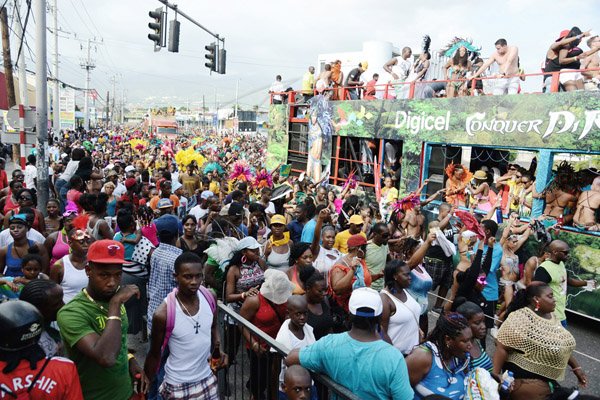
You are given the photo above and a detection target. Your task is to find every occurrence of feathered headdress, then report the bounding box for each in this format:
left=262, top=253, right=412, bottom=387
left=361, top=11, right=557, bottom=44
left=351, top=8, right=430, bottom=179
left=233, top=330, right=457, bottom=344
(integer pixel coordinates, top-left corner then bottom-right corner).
left=422, top=35, right=431, bottom=54
left=229, top=160, right=253, bottom=182
left=445, top=163, right=473, bottom=183
left=392, top=194, right=420, bottom=212
left=129, top=139, right=149, bottom=153
left=253, top=169, right=273, bottom=190
left=439, top=37, right=481, bottom=57
left=175, top=148, right=206, bottom=168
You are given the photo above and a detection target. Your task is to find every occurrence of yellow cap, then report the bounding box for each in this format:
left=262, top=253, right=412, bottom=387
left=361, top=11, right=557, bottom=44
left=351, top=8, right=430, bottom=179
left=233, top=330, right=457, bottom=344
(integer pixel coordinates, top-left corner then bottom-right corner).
left=349, top=214, right=364, bottom=225
left=270, top=214, right=286, bottom=226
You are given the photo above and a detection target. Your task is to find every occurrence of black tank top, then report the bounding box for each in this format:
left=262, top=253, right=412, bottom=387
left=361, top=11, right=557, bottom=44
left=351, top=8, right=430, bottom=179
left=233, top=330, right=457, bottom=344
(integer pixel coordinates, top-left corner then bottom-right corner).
left=307, top=300, right=334, bottom=340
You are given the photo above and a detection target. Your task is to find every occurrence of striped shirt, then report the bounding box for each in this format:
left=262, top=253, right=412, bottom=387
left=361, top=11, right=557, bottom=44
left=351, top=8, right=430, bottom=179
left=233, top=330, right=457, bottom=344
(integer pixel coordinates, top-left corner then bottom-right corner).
left=470, top=340, right=493, bottom=372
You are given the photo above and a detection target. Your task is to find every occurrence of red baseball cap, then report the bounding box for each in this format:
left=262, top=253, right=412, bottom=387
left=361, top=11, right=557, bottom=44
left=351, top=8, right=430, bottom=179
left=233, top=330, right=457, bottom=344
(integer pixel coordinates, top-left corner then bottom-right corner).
left=88, top=240, right=125, bottom=264
left=347, top=234, right=367, bottom=248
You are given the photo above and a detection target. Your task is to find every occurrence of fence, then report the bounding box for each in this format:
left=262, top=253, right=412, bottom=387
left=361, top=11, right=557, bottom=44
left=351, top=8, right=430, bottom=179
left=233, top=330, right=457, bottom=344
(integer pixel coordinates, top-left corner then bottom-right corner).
left=217, top=301, right=360, bottom=400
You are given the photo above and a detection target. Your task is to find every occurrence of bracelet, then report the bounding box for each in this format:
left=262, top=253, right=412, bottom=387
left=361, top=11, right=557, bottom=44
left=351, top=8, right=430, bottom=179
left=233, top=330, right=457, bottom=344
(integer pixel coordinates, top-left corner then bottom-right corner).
left=572, top=366, right=582, bottom=371
left=127, top=353, right=135, bottom=361
left=107, top=316, right=122, bottom=322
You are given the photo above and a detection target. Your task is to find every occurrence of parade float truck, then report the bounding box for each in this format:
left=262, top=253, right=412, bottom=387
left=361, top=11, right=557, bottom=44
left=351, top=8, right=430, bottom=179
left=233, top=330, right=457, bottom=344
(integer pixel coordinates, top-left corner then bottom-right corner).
left=265, top=72, right=600, bottom=321
left=151, top=117, right=179, bottom=139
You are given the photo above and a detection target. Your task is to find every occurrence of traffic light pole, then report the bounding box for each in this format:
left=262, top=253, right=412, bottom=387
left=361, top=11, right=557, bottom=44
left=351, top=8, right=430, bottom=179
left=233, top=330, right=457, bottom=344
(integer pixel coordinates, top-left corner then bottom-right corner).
left=157, top=0, right=224, bottom=45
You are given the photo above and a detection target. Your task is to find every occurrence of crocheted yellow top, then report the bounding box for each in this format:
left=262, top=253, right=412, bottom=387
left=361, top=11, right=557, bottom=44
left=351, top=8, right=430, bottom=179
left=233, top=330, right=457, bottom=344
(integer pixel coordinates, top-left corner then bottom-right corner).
left=497, top=307, right=576, bottom=381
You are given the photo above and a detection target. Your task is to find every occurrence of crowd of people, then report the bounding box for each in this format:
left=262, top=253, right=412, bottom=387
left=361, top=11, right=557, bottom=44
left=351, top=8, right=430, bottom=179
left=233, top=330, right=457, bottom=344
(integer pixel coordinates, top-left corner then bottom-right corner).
left=0, top=123, right=597, bottom=400
left=271, top=26, right=600, bottom=102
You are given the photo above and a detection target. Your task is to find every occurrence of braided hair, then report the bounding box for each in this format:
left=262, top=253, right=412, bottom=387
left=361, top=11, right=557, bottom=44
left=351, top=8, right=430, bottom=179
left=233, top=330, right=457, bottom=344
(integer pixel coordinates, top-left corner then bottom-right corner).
left=427, top=312, right=470, bottom=354
left=20, top=279, right=60, bottom=310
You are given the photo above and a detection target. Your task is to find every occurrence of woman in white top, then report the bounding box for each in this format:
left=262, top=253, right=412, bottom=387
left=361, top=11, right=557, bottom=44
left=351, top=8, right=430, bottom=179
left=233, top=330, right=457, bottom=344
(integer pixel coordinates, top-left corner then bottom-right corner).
left=380, top=260, right=422, bottom=355
left=263, top=214, right=292, bottom=271
left=56, top=148, right=85, bottom=212
left=48, top=227, right=90, bottom=303
left=310, top=209, right=341, bottom=285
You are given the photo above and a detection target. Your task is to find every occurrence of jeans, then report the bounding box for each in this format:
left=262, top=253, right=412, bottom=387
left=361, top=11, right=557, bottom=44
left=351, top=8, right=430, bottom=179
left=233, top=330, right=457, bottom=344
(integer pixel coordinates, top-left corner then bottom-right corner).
left=55, top=178, right=68, bottom=212
left=348, top=88, right=359, bottom=100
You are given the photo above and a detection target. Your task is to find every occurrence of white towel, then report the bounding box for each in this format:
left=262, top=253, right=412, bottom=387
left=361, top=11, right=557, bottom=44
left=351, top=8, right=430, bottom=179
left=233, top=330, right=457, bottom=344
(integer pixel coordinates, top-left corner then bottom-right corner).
left=432, top=228, right=457, bottom=257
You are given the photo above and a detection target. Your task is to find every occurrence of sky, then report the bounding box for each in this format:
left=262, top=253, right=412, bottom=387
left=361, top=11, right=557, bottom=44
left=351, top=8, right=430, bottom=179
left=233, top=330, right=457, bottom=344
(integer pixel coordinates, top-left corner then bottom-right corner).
left=15, top=0, right=600, bottom=111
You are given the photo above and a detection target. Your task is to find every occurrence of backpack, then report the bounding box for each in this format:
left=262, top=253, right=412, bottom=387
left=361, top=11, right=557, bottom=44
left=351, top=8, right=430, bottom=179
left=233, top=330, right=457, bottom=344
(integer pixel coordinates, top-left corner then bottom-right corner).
left=160, top=286, right=216, bottom=356
left=0, top=357, right=51, bottom=399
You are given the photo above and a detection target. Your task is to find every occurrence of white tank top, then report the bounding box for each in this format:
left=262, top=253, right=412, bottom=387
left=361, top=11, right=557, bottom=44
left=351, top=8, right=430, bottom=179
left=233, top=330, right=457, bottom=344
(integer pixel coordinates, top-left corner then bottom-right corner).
left=266, top=246, right=291, bottom=272
left=60, top=255, right=88, bottom=304
left=164, top=290, right=213, bottom=384
left=381, top=288, right=421, bottom=355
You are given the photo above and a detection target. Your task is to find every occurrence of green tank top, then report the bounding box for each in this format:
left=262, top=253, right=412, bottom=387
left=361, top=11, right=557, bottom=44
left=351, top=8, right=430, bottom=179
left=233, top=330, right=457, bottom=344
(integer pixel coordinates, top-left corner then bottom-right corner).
left=539, top=260, right=567, bottom=321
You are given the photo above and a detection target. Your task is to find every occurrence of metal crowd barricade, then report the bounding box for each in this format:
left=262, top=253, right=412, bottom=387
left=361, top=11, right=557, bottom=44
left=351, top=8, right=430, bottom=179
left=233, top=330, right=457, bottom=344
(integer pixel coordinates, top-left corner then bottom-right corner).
left=217, top=301, right=360, bottom=400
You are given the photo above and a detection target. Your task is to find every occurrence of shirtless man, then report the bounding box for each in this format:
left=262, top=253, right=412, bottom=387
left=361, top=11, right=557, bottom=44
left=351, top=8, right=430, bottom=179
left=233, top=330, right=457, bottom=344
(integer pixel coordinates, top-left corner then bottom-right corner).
left=472, top=38, right=519, bottom=95
left=544, top=187, right=578, bottom=222
left=573, top=176, right=600, bottom=231
left=402, top=202, right=425, bottom=239
left=581, top=36, right=600, bottom=90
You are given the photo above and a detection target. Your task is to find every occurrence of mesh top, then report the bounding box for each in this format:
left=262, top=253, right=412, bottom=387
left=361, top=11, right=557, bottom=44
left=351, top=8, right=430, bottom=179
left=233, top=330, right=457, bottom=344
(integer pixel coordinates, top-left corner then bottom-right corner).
left=497, top=307, right=576, bottom=380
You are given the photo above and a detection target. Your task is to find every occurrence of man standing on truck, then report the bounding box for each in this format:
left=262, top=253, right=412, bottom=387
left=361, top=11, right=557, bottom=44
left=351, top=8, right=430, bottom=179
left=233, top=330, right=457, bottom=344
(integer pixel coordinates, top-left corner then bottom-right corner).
left=472, top=38, right=520, bottom=95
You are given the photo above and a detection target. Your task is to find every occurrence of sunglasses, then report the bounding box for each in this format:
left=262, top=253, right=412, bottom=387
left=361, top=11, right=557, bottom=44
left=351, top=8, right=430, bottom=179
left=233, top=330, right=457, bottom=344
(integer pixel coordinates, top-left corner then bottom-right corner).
left=476, top=275, right=488, bottom=285
left=19, top=196, right=32, bottom=201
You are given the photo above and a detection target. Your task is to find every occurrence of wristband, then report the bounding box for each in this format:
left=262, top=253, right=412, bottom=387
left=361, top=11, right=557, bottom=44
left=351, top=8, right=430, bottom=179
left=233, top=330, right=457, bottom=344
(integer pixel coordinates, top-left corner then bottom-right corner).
left=107, top=316, right=122, bottom=322
left=572, top=366, right=582, bottom=371
left=128, top=353, right=135, bottom=361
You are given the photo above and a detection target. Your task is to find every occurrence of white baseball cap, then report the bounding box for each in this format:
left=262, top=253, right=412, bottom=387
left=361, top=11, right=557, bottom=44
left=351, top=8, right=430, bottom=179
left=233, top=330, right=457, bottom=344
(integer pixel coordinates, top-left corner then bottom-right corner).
left=124, top=165, right=136, bottom=173
left=348, top=287, right=383, bottom=317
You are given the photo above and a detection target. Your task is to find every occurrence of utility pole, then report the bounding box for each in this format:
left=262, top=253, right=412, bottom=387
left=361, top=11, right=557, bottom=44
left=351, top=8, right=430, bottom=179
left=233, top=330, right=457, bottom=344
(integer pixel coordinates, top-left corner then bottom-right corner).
left=234, top=78, right=239, bottom=133
left=14, top=0, right=28, bottom=107
left=80, top=38, right=99, bottom=131
left=2, top=6, right=17, bottom=163
left=120, top=88, right=125, bottom=124
left=51, top=0, right=59, bottom=134
left=202, top=94, right=205, bottom=131
left=1, top=7, right=16, bottom=108
left=105, top=90, right=109, bottom=128
left=110, top=75, right=116, bottom=128
left=34, top=0, right=49, bottom=215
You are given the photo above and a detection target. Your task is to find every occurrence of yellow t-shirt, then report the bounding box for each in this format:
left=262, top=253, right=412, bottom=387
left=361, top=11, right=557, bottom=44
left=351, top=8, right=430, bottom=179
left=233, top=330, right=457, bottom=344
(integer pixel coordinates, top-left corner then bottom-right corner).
left=209, top=181, right=220, bottom=195
left=333, top=230, right=367, bottom=254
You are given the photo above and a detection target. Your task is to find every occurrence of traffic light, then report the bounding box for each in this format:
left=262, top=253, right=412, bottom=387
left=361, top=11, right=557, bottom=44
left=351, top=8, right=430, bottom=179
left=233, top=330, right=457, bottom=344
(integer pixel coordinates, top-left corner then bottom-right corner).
left=217, top=48, right=226, bottom=74
left=168, top=19, right=180, bottom=53
left=205, top=43, right=216, bottom=72
left=148, top=7, right=165, bottom=51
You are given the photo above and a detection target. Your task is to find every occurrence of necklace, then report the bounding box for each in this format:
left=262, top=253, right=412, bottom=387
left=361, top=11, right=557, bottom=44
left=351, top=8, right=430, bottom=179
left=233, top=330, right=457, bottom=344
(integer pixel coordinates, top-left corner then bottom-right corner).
left=83, top=288, right=125, bottom=315
left=13, top=242, right=27, bottom=259
left=176, top=293, right=202, bottom=334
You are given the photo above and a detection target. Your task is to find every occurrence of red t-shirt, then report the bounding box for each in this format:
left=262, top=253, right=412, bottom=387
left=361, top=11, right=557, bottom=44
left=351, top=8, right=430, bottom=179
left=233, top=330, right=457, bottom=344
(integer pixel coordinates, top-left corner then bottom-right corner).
left=0, top=357, right=83, bottom=399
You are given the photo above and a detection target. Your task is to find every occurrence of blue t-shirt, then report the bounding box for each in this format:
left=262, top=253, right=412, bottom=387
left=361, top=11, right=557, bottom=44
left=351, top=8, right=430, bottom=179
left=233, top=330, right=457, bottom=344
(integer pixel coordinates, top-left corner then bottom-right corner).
left=301, top=218, right=317, bottom=243
left=479, top=242, right=503, bottom=302
left=299, top=332, right=414, bottom=400
left=287, top=220, right=305, bottom=243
